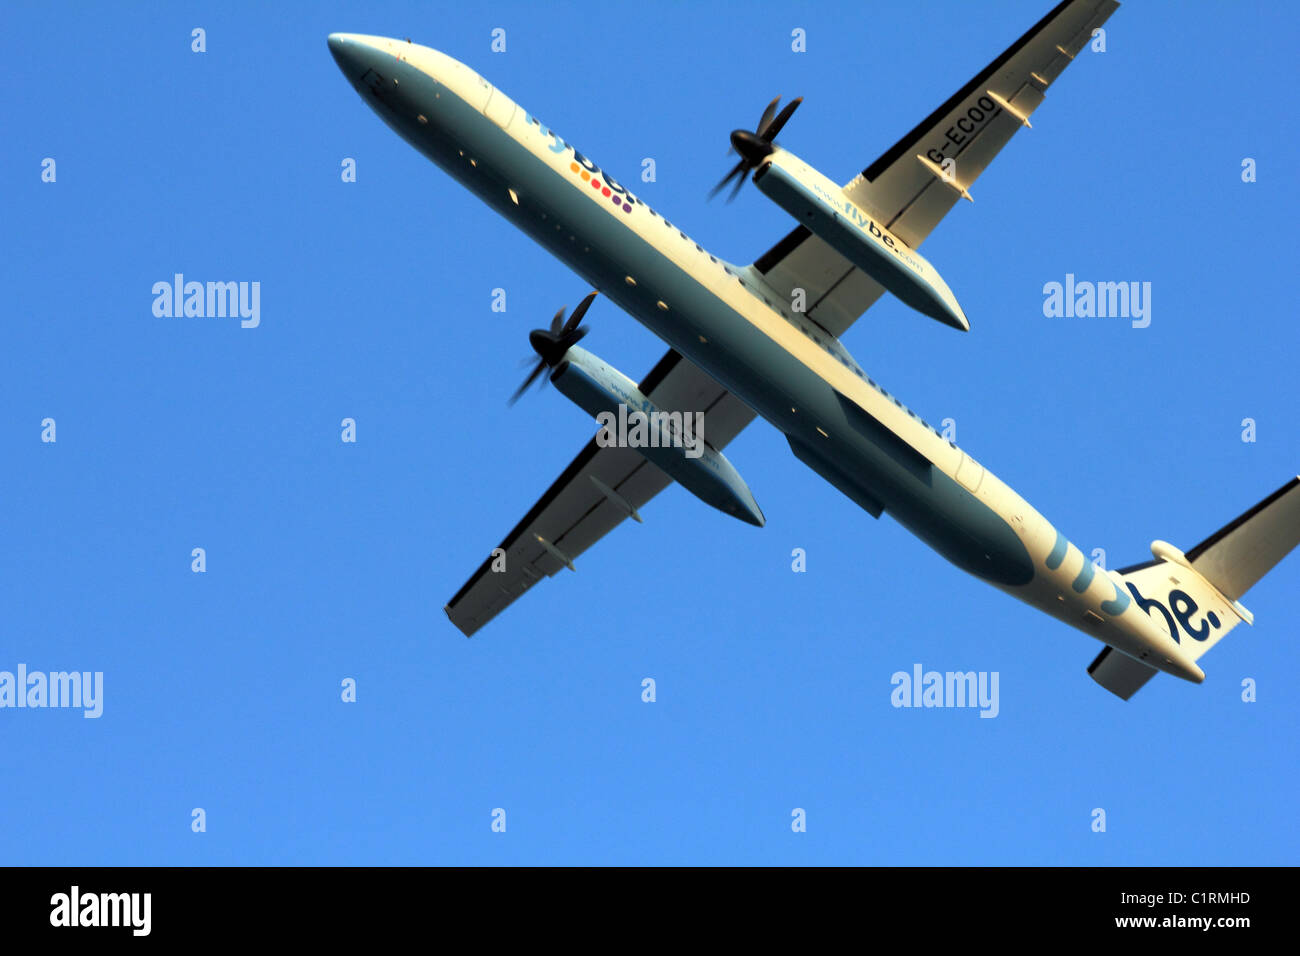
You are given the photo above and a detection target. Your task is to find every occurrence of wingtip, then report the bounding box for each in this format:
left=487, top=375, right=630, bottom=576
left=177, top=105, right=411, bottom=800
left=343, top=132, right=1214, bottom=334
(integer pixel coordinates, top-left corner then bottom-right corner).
left=444, top=604, right=477, bottom=638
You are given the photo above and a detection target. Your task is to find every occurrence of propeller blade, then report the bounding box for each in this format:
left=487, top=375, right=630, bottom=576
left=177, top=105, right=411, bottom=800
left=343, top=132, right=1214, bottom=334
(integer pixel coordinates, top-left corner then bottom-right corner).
left=710, top=160, right=747, bottom=199
left=549, top=306, right=565, bottom=334
left=727, top=170, right=747, bottom=203
left=756, top=96, right=780, bottom=139
left=563, top=291, right=598, bottom=334
left=509, top=359, right=548, bottom=406
left=763, top=97, right=801, bottom=142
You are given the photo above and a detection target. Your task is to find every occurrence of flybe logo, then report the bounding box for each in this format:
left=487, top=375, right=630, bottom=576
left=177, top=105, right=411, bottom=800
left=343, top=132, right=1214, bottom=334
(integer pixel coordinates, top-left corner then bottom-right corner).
left=1045, top=530, right=1225, bottom=644
left=841, top=202, right=923, bottom=272
left=813, top=181, right=898, bottom=248
left=528, top=112, right=638, bottom=214
left=1126, top=581, right=1223, bottom=644
left=809, top=180, right=923, bottom=272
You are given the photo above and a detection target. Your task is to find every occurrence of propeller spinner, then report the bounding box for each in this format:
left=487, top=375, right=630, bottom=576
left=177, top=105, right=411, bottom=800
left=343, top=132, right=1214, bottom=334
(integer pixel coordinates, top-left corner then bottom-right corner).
left=509, top=291, right=598, bottom=405
left=710, top=95, right=802, bottom=202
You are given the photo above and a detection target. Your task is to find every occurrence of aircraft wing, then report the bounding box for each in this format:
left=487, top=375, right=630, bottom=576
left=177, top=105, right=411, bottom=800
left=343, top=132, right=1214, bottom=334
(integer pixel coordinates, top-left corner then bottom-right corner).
left=444, top=351, right=756, bottom=636
left=754, top=0, right=1120, bottom=336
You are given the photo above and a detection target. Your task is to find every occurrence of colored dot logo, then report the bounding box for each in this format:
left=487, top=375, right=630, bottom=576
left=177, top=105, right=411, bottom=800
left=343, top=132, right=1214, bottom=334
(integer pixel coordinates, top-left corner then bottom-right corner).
left=570, top=161, right=632, bottom=213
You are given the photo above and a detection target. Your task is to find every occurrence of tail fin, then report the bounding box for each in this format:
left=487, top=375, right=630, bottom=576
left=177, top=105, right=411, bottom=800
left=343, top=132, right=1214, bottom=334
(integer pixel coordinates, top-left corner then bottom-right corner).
left=1089, top=476, right=1300, bottom=699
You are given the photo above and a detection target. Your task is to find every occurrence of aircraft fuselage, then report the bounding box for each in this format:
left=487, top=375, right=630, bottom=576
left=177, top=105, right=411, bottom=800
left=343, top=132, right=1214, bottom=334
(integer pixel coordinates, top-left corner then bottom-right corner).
left=327, top=34, right=1203, bottom=682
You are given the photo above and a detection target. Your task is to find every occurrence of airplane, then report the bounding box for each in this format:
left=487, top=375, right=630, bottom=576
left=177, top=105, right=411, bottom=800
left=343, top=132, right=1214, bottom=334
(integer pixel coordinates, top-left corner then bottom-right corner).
left=327, top=0, right=1299, bottom=700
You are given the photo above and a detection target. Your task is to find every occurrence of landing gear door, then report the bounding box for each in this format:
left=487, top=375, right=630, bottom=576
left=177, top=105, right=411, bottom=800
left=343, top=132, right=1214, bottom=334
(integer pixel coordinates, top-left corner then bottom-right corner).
left=361, top=68, right=390, bottom=102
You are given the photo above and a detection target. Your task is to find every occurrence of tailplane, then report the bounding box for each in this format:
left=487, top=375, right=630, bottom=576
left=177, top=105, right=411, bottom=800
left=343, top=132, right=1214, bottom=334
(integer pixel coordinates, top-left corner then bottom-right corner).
left=1090, top=476, right=1300, bottom=699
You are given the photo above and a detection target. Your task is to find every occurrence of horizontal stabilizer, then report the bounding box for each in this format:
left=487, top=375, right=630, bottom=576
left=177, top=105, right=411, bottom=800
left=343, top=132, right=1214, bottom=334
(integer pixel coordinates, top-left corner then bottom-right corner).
left=1087, top=646, right=1157, bottom=701
left=1185, top=475, right=1300, bottom=601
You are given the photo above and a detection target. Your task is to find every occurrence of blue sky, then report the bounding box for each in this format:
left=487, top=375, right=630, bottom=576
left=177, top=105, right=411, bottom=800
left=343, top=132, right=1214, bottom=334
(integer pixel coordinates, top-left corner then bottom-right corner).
left=3, top=0, right=1297, bottom=865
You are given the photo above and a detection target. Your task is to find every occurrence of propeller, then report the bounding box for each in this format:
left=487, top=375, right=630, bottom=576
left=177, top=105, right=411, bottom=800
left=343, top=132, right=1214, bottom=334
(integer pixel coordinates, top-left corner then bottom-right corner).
left=509, top=291, right=598, bottom=405
left=710, top=95, right=802, bottom=202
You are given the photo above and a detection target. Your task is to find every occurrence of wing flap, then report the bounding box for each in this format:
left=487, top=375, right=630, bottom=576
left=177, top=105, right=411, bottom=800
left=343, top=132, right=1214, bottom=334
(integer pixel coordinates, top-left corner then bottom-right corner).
left=754, top=229, right=888, bottom=337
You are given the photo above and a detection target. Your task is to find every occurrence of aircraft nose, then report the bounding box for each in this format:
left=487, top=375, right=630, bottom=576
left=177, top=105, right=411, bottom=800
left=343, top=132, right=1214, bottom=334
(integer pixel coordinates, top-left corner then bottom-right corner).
left=327, top=33, right=369, bottom=79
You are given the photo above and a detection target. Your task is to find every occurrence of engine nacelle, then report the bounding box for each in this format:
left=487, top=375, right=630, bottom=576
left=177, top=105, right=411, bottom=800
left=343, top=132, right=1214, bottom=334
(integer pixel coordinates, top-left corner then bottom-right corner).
left=753, top=149, right=969, bottom=332
left=548, top=346, right=765, bottom=527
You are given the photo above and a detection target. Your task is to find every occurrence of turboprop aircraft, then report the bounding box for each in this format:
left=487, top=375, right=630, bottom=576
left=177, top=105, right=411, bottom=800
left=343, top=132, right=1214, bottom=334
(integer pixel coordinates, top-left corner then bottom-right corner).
left=328, top=0, right=1299, bottom=699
